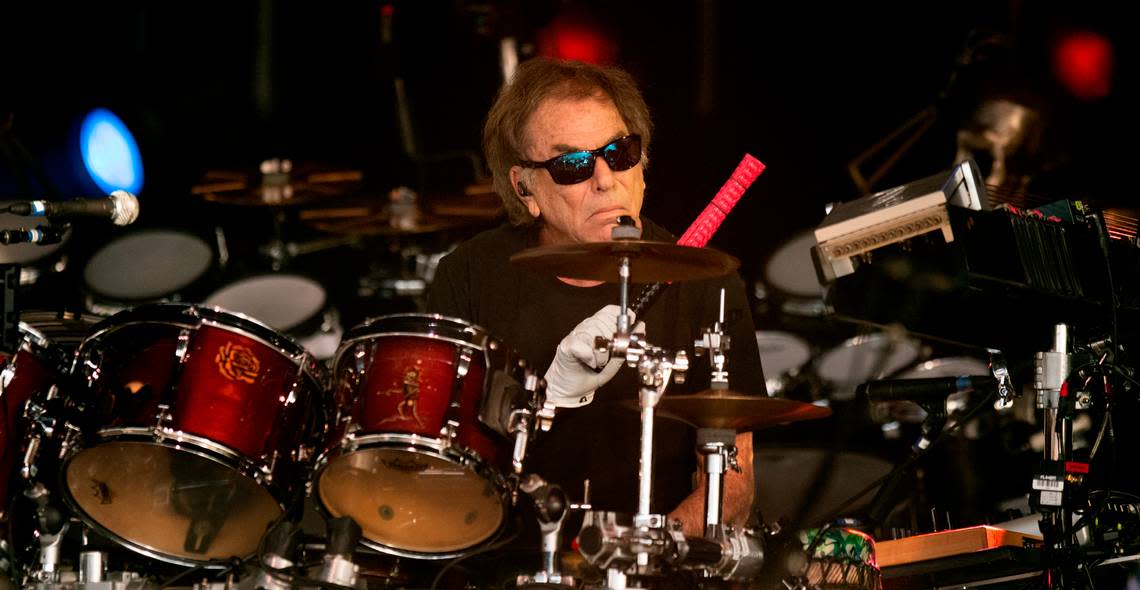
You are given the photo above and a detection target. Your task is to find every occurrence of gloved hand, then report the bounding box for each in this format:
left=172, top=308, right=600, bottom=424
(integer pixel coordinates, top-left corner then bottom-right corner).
left=544, top=305, right=638, bottom=407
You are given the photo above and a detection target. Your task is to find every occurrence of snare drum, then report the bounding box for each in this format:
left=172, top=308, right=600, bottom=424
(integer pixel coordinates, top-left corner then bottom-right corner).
left=83, top=229, right=214, bottom=315
left=315, top=314, right=528, bottom=559
left=64, top=304, right=327, bottom=565
left=205, top=274, right=343, bottom=361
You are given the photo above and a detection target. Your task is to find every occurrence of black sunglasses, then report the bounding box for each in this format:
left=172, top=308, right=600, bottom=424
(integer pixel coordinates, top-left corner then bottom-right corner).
left=519, top=134, right=642, bottom=185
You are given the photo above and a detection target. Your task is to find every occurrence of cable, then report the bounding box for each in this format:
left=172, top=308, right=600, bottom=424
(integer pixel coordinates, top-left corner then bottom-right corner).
left=810, top=387, right=998, bottom=529
left=430, top=515, right=522, bottom=590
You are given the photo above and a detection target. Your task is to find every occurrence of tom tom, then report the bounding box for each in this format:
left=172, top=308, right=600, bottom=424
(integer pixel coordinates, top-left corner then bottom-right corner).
left=756, top=330, right=813, bottom=396
left=83, top=229, right=214, bottom=315
left=815, top=332, right=921, bottom=400
left=64, top=304, right=326, bottom=565
left=1, top=321, right=73, bottom=520
left=205, top=274, right=343, bottom=361
left=315, top=314, right=533, bottom=559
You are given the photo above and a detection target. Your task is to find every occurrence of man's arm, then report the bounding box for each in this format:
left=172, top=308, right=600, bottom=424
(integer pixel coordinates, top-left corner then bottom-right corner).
left=668, top=431, right=754, bottom=537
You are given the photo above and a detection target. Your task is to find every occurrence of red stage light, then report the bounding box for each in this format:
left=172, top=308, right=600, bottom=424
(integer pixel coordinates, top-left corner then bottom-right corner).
left=1052, top=30, right=1113, bottom=100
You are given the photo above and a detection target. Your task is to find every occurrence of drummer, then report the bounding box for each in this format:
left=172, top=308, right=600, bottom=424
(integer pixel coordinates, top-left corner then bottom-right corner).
left=426, top=57, right=764, bottom=537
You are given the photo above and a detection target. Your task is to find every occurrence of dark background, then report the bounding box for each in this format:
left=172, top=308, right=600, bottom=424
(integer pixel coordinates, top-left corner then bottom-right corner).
left=3, top=0, right=1138, bottom=538
left=2, top=0, right=1133, bottom=278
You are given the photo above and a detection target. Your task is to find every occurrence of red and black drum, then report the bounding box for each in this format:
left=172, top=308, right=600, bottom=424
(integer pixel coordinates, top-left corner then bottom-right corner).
left=1, top=321, right=72, bottom=521
left=315, top=314, right=533, bottom=559
left=63, top=303, right=327, bottom=565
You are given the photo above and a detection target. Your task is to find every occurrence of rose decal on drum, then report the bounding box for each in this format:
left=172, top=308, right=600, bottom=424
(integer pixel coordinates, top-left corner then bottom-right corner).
left=216, top=342, right=260, bottom=384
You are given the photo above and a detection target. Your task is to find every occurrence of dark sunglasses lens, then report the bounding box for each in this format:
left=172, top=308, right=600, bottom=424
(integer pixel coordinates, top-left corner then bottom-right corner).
left=602, top=136, right=641, bottom=171
left=545, top=136, right=641, bottom=184
left=548, top=151, right=596, bottom=184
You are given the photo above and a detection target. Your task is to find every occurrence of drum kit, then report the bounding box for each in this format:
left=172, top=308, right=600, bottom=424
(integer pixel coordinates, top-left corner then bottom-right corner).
left=0, top=207, right=887, bottom=589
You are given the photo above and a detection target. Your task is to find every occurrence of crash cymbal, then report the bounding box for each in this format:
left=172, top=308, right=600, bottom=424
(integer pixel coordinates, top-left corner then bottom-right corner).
left=300, top=188, right=503, bottom=236
left=510, top=240, right=739, bottom=283
left=192, top=159, right=364, bottom=206
left=301, top=207, right=475, bottom=236
left=650, top=390, right=831, bottom=431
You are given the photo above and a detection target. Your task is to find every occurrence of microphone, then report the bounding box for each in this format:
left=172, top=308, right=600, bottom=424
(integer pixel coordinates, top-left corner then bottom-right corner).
left=0, top=225, right=68, bottom=245
left=857, top=375, right=996, bottom=403
left=6, top=190, right=139, bottom=226
left=630, top=154, right=765, bottom=316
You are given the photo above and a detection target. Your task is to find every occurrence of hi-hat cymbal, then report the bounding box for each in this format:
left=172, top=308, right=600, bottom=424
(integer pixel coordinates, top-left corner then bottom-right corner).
left=192, top=159, right=365, bottom=206
left=510, top=240, right=739, bottom=283
left=649, top=390, right=832, bottom=431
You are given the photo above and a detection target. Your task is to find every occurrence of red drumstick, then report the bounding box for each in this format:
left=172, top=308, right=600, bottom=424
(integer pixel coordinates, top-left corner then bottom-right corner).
left=630, top=154, right=765, bottom=316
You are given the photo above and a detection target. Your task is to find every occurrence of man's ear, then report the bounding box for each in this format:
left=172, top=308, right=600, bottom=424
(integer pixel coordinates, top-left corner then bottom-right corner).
left=510, top=166, right=541, bottom=219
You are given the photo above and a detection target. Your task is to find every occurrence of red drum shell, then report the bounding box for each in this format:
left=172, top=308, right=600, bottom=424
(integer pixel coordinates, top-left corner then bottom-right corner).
left=64, top=304, right=326, bottom=565
left=1, top=326, right=63, bottom=515
left=317, top=313, right=517, bottom=559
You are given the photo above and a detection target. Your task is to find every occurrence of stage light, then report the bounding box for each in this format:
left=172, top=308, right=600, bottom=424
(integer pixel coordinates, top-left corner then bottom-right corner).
left=0, top=106, right=146, bottom=200
left=78, top=108, right=144, bottom=195
left=1052, top=30, right=1113, bottom=101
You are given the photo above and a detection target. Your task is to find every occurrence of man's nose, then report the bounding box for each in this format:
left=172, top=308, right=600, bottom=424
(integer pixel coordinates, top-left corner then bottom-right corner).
left=590, top=155, right=616, bottom=190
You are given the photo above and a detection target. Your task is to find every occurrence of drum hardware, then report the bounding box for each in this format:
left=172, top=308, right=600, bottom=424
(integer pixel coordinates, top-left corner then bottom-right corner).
left=692, top=289, right=731, bottom=389
left=62, top=304, right=327, bottom=565
left=239, top=520, right=300, bottom=590
left=192, top=160, right=365, bottom=208
left=310, top=517, right=363, bottom=589
left=316, top=314, right=532, bottom=559
left=516, top=476, right=592, bottom=588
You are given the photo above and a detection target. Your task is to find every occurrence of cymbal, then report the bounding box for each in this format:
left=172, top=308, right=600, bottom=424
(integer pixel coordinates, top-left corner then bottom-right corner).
left=192, top=159, right=365, bottom=206
left=301, top=207, right=475, bottom=236
left=510, top=240, right=739, bottom=283
left=650, top=390, right=831, bottom=431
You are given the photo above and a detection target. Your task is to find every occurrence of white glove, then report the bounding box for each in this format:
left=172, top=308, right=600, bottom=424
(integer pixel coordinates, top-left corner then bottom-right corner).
left=544, top=305, right=638, bottom=408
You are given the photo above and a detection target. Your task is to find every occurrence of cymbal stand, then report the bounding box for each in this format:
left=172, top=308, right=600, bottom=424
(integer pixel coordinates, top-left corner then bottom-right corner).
left=516, top=476, right=592, bottom=587
left=696, top=428, right=740, bottom=536
left=581, top=227, right=688, bottom=586
left=692, top=288, right=730, bottom=390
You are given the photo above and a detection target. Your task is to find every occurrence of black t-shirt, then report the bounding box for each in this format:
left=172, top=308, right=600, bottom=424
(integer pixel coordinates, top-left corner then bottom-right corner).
left=426, top=218, right=765, bottom=514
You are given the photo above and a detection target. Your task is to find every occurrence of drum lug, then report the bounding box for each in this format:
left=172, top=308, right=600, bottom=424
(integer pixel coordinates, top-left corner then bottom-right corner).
left=154, top=404, right=173, bottom=430
left=260, top=451, right=278, bottom=483
left=175, top=328, right=192, bottom=361
left=57, top=422, right=81, bottom=461
left=439, top=421, right=459, bottom=449
left=340, top=424, right=359, bottom=452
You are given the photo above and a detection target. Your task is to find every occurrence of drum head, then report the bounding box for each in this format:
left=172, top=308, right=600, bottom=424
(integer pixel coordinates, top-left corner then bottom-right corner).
left=318, top=447, right=504, bottom=556
left=206, top=275, right=325, bottom=332
left=765, top=231, right=824, bottom=299
left=816, top=333, right=921, bottom=398
left=84, top=230, right=212, bottom=300
left=206, top=274, right=342, bottom=359
left=63, top=442, right=281, bottom=564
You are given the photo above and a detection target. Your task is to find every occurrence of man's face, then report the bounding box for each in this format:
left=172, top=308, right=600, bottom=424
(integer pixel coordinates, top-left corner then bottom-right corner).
left=510, top=93, right=645, bottom=245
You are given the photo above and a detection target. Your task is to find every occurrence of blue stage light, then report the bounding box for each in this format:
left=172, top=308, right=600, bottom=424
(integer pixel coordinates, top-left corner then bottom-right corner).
left=78, top=108, right=143, bottom=195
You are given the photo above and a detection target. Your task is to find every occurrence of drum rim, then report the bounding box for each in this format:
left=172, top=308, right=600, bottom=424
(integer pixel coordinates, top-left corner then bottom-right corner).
left=79, top=303, right=326, bottom=383
left=334, top=313, right=497, bottom=370
left=312, top=432, right=510, bottom=560
left=815, top=332, right=921, bottom=379
left=58, top=435, right=287, bottom=567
